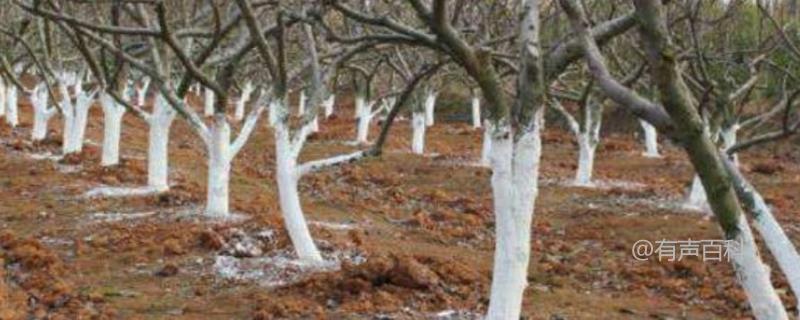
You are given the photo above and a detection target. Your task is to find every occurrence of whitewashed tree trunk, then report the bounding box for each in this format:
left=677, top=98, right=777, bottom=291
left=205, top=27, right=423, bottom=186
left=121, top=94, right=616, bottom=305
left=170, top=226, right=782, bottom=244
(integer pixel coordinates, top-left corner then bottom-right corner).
left=487, top=121, right=544, bottom=319
left=274, top=116, right=324, bottom=264
left=481, top=120, right=493, bottom=165
left=310, top=116, right=319, bottom=133
left=424, top=91, right=437, bottom=126
left=686, top=175, right=708, bottom=210
left=99, top=93, right=127, bottom=166
left=298, top=91, right=307, bottom=116
left=70, top=91, right=95, bottom=153
left=731, top=213, right=789, bottom=320
left=234, top=82, right=254, bottom=121
left=5, top=86, right=18, bottom=128
left=471, top=96, right=481, bottom=128
left=574, top=133, right=597, bottom=186
left=136, top=77, right=151, bottom=106
left=205, top=114, right=232, bottom=217
left=354, top=94, right=365, bottom=119
left=31, top=85, right=56, bottom=141
left=0, top=78, right=6, bottom=118
left=268, top=100, right=279, bottom=126
left=728, top=163, right=800, bottom=317
left=204, top=87, right=215, bottom=117
left=356, top=100, right=372, bottom=143
left=323, top=94, right=335, bottom=118
left=411, top=111, right=426, bottom=154
left=721, top=124, right=740, bottom=166
left=640, top=120, right=661, bottom=157
left=147, top=95, right=176, bottom=191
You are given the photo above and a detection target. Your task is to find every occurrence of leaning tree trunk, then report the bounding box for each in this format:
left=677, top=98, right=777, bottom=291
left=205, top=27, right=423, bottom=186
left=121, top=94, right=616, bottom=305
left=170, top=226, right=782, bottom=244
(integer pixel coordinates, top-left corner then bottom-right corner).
left=724, top=158, right=800, bottom=317
left=274, top=116, right=324, bottom=264
left=633, top=1, right=788, bottom=317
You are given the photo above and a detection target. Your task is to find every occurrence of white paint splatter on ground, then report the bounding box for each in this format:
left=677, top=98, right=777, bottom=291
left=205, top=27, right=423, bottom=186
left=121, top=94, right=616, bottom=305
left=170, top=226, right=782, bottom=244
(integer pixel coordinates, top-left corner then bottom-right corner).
left=27, top=151, right=64, bottom=161
left=213, top=248, right=366, bottom=288
left=211, top=228, right=365, bottom=287
left=84, top=185, right=165, bottom=198
left=541, top=177, right=648, bottom=191
left=309, top=220, right=358, bottom=231
left=87, top=211, right=158, bottom=223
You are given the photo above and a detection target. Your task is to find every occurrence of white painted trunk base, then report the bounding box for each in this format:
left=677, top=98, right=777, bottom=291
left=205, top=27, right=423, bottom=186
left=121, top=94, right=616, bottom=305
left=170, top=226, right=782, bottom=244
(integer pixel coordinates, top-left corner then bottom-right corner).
left=298, top=91, right=306, bottom=116
left=147, top=95, right=176, bottom=191
left=424, top=93, right=437, bottom=127
left=354, top=95, right=365, bottom=119
left=411, top=112, right=426, bottom=154
left=731, top=214, right=789, bottom=320
left=471, top=97, right=481, bottom=129
left=6, top=86, right=18, bottom=127
left=481, top=120, right=493, bottom=166
left=0, top=79, right=6, bottom=118
left=574, top=135, right=597, bottom=186
left=99, top=93, right=127, bottom=166
left=640, top=120, right=660, bottom=158
left=685, top=175, right=709, bottom=211
left=356, top=101, right=372, bottom=143
left=486, top=124, right=543, bottom=320
left=323, top=95, right=335, bottom=118
left=274, top=121, right=324, bottom=264
left=136, top=78, right=151, bottom=106
left=722, top=125, right=740, bottom=165
left=204, top=87, right=215, bottom=117
left=31, top=85, right=55, bottom=141
left=235, top=82, right=254, bottom=121
left=206, top=115, right=232, bottom=217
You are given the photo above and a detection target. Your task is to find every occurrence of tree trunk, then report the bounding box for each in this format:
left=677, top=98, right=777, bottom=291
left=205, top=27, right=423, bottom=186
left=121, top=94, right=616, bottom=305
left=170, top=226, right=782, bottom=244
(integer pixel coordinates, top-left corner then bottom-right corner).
left=356, top=101, right=372, bottom=143
left=411, top=111, right=426, bottom=154
left=486, top=122, right=544, bottom=319
left=481, top=120, right=493, bottom=165
left=354, top=94, right=365, bottom=119
left=6, top=86, right=17, bottom=128
left=31, top=86, right=54, bottom=141
left=323, top=94, right=335, bottom=118
left=424, top=91, right=436, bottom=126
left=205, top=115, right=232, bottom=217
left=234, top=82, right=253, bottom=122
left=640, top=119, right=660, bottom=157
left=471, top=96, right=481, bottom=128
left=574, top=133, right=597, bottom=186
left=204, top=87, right=215, bottom=117
left=0, top=79, right=5, bottom=118
left=99, top=93, right=126, bottom=166
left=147, top=96, right=175, bottom=191
left=298, top=91, right=306, bottom=116
left=274, top=119, right=324, bottom=264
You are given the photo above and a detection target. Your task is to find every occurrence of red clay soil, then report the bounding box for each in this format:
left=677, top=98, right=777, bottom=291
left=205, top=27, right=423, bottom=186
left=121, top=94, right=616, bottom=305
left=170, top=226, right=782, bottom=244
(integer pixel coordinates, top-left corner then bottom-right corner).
left=0, top=93, right=798, bottom=319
